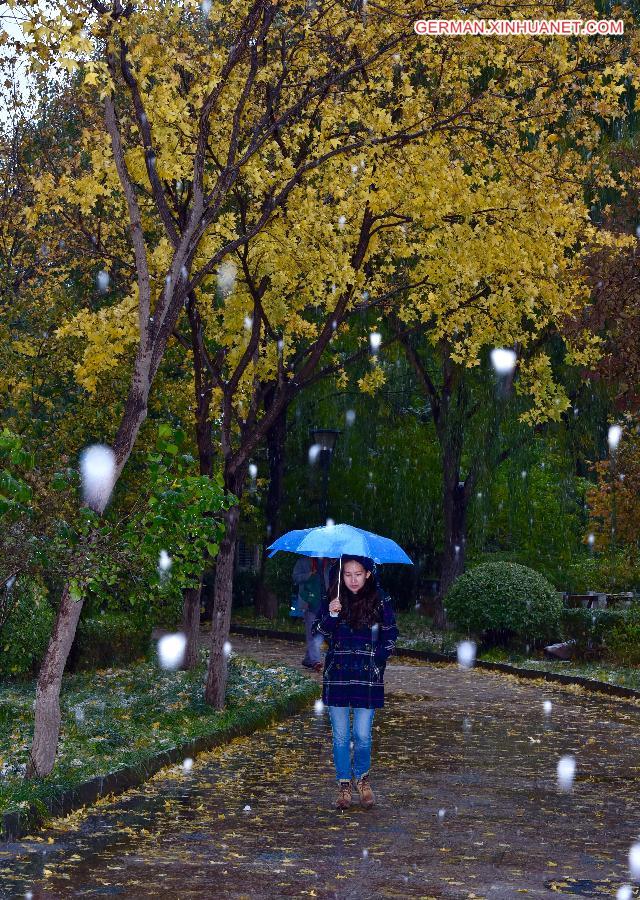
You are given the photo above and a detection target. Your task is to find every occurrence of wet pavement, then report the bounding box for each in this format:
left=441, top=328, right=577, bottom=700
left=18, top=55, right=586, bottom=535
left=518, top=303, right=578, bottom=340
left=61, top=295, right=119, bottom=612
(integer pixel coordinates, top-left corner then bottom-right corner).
left=2, top=635, right=640, bottom=898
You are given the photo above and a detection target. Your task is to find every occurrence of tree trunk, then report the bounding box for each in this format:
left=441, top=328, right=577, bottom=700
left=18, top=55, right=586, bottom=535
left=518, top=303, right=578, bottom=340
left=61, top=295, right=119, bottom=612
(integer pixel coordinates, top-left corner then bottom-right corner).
left=255, top=391, right=288, bottom=619
left=435, top=473, right=469, bottom=626
left=433, top=367, right=470, bottom=628
left=27, top=584, right=85, bottom=777
left=28, top=369, right=153, bottom=777
left=181, top=294, right=214, bottom=668
left=181, top=580, right=203, bottom=670
left=204, top=503, right=241, bottom=708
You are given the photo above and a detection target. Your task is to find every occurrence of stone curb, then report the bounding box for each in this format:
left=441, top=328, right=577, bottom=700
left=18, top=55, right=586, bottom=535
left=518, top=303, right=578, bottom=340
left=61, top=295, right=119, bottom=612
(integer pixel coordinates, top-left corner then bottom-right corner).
left=230, top=623, right=640, bottom=702
left=1, top=682, right=319, bottom=844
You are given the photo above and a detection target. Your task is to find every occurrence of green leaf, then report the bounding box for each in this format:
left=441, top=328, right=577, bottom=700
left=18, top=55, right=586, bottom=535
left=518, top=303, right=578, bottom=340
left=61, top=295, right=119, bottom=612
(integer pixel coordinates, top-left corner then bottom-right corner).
left=69, top=579, right=83, bottom=603
left=0, top=470, right=27, bottom=500
left=207, top=542, right=219, bottom=556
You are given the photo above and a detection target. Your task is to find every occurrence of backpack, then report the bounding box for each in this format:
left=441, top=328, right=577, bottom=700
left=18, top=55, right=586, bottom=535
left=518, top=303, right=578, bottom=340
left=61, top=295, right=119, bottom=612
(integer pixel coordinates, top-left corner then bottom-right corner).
left=299, top=573, right=323, bottom=613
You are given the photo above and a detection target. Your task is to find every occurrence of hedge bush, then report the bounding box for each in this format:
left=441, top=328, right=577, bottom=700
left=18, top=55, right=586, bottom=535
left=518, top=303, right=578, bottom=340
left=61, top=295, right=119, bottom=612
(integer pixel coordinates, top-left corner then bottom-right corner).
left=565, top=550, right=640, bottom=594
left=0, top=578, right=54, bottom=678
left=445, top=561, right=562, bottom=644
left=603, top=604, right=640, bottom=665
left=560, top=607, right=626, bottom=654
left=68, top=612, right=152, bottom=671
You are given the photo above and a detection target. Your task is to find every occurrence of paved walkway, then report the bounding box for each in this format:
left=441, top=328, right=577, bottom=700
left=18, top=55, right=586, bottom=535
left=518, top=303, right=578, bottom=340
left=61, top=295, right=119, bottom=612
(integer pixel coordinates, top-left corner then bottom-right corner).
left=3, top=636, right=640, bottom=898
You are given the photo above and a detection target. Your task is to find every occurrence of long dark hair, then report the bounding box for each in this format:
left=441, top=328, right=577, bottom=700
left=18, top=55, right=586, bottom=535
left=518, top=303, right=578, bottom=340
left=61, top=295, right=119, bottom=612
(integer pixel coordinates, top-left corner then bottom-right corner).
left=328, top=558, right=382, bottom=629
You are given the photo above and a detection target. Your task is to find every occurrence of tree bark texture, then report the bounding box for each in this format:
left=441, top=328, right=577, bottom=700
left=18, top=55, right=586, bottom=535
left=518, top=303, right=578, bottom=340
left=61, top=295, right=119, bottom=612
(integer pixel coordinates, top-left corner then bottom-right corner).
left=432, top=360, right=471, bottom=628
left=181, top=294, right=214, bottom=669
left=28, top=372, right=152, bottom=777
left=181, top=580, right=203, bottom=670
left=204, top=503, right=241, bottom=708
left=436, top=472, right=469, bottom=626
left=255, top=390, right=288, bottom=619
left=27, top=584, right=85, bottom=777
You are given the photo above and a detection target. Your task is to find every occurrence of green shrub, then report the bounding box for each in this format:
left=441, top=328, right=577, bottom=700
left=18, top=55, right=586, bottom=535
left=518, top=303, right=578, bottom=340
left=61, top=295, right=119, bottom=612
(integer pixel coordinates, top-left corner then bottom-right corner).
left=565, top=550, right=640, bottom=594
left=0, top=578, right=54, bottom=678
left=603, top=604, right=640, bottom=665
left=69, top=612, right=151, bottom=671
left=560, top=607, right=626, bottom=654
left=445, top=561, right=562, bottom=644
left=147, top=590, right=183, bottom=631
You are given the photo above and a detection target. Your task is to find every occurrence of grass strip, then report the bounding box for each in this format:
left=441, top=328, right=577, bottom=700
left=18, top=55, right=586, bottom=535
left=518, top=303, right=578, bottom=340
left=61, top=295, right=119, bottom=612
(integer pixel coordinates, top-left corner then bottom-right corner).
left=0, top=654, right=319, bottom=840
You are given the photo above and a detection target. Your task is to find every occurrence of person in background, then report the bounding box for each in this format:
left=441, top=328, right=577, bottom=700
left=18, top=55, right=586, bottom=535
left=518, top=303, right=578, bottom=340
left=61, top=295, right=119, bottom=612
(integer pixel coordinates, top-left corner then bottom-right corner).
left=312, top=554, right=398, bottom=810
left=292, top=557, right=334, bottom=672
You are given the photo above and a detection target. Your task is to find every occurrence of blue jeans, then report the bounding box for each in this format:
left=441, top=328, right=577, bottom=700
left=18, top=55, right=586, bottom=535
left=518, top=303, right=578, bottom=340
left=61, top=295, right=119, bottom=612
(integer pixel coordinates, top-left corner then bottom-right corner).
left=328, top=706, right=375, bottom=782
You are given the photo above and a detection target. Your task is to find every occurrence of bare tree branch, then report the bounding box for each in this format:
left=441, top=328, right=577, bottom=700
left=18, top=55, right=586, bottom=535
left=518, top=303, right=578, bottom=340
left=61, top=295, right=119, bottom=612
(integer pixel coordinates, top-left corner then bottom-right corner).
left=391, top=316, right=441, bottom=424
left=103, top=92, right=151, bottom=334
left=118, top=39, right=180, bottom=247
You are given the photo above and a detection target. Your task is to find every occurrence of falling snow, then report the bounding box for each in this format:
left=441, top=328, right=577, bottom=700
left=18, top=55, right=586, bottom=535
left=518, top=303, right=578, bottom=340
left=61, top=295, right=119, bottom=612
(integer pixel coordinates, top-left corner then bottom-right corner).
left=490, top=347, right=517, bottom=374
left=556, top=755, right=576, bottom=792
left=157, top=633, right=187, bottom=670
left=308, top=443, right=322, bottom=464
left=456, top=640, right=476, bottom=669
left=96, top=270, right=110, bottom=293
left=80, top=444, right=116, bottom=510
left=608, top=424, right=622, bottom=450
left=216, top=260, right=237, bottom=296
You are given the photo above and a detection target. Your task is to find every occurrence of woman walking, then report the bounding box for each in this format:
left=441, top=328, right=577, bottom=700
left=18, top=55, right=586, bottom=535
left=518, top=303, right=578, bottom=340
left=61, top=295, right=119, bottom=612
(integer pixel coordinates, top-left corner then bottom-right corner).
left=312, top=554, right=399, bottom=809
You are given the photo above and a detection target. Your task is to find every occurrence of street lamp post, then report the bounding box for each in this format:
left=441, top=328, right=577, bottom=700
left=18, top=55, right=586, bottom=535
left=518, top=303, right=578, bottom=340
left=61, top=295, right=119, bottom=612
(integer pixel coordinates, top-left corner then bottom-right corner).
left=311, top=427, right=341, bottom=523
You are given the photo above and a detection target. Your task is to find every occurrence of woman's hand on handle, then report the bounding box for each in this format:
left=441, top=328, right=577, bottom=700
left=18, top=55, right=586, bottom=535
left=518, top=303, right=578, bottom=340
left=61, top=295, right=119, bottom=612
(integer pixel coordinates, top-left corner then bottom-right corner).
left=329, top=599, right=342, bottom=615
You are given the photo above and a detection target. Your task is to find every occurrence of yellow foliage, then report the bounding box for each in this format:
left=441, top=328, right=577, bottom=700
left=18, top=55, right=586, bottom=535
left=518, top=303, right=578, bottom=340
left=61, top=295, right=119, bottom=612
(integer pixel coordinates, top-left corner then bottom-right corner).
left=358, top=364, right=387, bottom=396
left=55, top=295, right=139, bottom=393
left=4, top=0, right=638, bottom=424
left=564, top=332, right=603, bottom=368
left=516, top=355, right=571, bottom=425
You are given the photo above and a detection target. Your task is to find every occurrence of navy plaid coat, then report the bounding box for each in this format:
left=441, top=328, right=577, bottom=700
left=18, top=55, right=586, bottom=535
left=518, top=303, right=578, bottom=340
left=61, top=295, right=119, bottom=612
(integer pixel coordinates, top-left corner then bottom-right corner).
left=312, top=588, right=399, bottom=709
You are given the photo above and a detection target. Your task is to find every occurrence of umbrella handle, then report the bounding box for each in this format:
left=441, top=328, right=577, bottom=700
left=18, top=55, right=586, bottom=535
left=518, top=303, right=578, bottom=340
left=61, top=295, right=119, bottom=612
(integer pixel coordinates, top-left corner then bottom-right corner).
left=329, top=556, right=342, bottom=617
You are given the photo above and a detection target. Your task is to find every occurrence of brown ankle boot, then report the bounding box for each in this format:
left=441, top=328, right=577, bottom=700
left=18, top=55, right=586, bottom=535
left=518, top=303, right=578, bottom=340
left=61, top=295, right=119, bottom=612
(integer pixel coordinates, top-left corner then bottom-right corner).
left=335, top=780, right=352, bottom=809
left=355, top=773, right=375, bottom=808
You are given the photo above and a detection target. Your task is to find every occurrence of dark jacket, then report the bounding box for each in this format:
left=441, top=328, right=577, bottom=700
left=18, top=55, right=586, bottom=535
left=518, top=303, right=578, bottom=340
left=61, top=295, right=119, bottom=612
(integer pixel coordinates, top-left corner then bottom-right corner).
left=312, top=588, right=399, bottom=709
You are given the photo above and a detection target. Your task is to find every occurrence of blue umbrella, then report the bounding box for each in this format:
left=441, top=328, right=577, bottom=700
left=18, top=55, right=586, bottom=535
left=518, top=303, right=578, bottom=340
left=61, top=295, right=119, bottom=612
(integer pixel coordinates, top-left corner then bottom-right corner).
left=265, top=527, right=316, bottom=556
left=267, top=523, right=413, bottom=565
